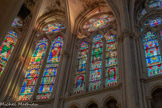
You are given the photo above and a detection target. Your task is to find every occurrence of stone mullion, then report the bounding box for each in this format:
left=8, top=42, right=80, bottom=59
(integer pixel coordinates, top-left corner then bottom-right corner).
left=139, top=35, right=148, bottom=76
left=156, top=30, right=162, bottom=60
left=117, top=36, right=122, bottom=85
left=101, top=38, right=106, bottom=88
left=31, top=41, right=52, bottom=100
left=86, top=42, right=92, bottom=92
left=66, top=38, right=78, bottom=96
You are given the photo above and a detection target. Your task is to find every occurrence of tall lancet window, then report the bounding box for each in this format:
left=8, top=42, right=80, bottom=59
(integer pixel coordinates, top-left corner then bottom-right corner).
left=74, top=42, right=88, bottom=94
left=17, top=38, right=48, bottom=101
left=143, top=31, right=162, bottom=76
left=105, top=34, right=117, bottom=87
left=137, top=0, right=162, bottom=76
left=36, top=36, right=63, bottom=99
left=0, top=17, right=22, bottom=77
left=0, top=31, right=17, bottom=76
left=89, top=35, right=103, bottom=91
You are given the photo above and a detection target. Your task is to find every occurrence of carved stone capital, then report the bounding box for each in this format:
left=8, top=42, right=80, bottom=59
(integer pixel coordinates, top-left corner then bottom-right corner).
left=117, top=29, right=138, bottom=42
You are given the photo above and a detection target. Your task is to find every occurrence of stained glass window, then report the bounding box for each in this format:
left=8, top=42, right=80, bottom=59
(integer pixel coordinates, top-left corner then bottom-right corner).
left=74, top=42, right=88, bottom=94
left=0, top=31, right=17, bottom=76
left=36, top=36, right=63, bottom=99
left=138, top=9, right=147, bottom=20
left=83, top=14, right=115, bottom=32
left=143, top=31, right=162, bottom=76
left=17, top=38, right=48, bottom=101
left=11, top=17, right=22, bottom=27
left=105, top=34, right=117, bottom=87
left=148, top=0, right=162, bottom=8
left=89, top=35, right=103, bottom=91
left=43, top=23, right=65, bottom=34
left=144, top=17, right=162, bottom=27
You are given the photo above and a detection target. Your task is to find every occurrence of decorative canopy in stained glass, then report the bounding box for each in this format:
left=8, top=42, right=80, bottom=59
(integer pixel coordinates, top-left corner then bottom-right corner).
left=36, top=36, right=63, bottom=100
left=83, top=14, right=115, bottom=32
left=11, top=17, right=22, bottom=27
left=0, top=31, right=17, bottom=76
left=43, top=23, right=65, bottom=34
left=17, top=38, right=48, bottom=101
left=144, top=17, right=162, bottom=26
left=74, top=42, right=88, bottom=94
left=142, top=31, right=162, bottom=76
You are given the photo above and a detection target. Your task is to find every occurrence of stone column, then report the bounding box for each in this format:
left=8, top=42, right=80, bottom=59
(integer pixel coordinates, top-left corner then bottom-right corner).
left=101, top=37, right=106, bottom=88
left=121, top=30, right=137, bottom=108
left=0, top=0, right=24, bottom=45
left=0, top=0, right=43, bottom=101
left=53, top=0, right=72, bottom=107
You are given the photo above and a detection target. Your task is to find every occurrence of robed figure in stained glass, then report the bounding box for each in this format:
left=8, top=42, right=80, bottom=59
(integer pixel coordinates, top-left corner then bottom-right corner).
left=74, top=42, right=88, bottom=94
left=76, top=75, right=84, bottom=89
left=49, top=42, right=62, bottom=63
left=93, top=42, right=102, bottom=61
left=0, top=31, right=17, bottom=76
left=36, top=36, right=63, bottom=100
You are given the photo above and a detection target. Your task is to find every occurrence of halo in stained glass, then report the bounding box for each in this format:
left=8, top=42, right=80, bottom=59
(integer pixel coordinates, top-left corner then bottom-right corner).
left=43, top=23, right=65, bottom=34
left=83, top=14, right=115, bottom=32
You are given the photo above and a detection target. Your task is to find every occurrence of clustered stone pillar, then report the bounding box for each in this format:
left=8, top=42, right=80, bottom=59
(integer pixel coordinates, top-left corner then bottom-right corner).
left=121, top=30, right=137, bottom=108
left=0, top=0, right=24, bottom=45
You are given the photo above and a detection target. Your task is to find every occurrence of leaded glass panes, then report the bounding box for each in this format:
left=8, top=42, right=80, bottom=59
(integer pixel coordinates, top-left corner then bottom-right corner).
left=105, top=35, right=117, bottom=87
left=148, top=0, right=162, bottom=8
left=0, top=31, right=17, bottom=76
left=74, top=42, right=88, bottom=94
left=89, top=35, right=103, bottom=90
left=36, top=36, right=63, bottom=99
left=138, top=9, right=147, bottom=20
left=43, top=23, right=65, bottom=34
left=83, top=14, right=115, bottom=32
left=17, top=38, right=48, bottom=101
left=144, top=17, right=162, bottom=27
left=143, top=31, right=162, bottom=76
left=11, top=17, right=22, bottom=27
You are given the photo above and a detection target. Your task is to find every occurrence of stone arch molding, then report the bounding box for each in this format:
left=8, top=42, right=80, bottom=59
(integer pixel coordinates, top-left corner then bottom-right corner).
left=101, top=94, right=120, bottom=107
left=73, top=2, right=119, bottom=39
left=146, top=83, right=162, bottom=98
left=83, top=98, right=100, bottom=108
left=68, top=102, right=81, bottom=108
